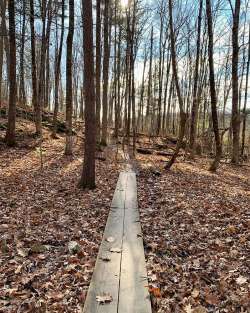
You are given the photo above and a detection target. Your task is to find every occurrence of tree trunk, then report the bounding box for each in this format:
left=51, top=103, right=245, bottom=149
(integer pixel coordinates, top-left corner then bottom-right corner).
left=146, top=27, right=153, bottom=127
left=19, top=0, right=26, bottom=106
left=231, top=0, right=241, bottom=164
left=5, top=0, right=16, bottom=146
left=206, top=0, right=222, bottom=171
left=241, top=23, right=250, bottom=156
left=79, top=0, right=96, bottom=189
left=52, top=0, right=65, bottom=137
left=165, top=0, right=187, bottom=170
left=0, top=4, right=4, bottom=105
left=101, top=0, right=110, bottom=146
left=95, top=0, right=101, bottom=143
left=30, top=0, right=42, bottom=135
left=65, top=0, right=74, bottom=155
left=189, top=0, right=203, bottom=156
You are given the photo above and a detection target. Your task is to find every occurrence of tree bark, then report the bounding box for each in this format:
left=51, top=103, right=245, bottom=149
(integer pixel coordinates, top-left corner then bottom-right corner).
left=5, top=0, right=16, bottom=146
left=189, top=0, right=203, bottom=156
left=101, top=0, right=110, bottom=146
left=206, top=0, right=222, bottom=171
left=241, top=23, right=250, bottom=156
left=30, top=0, right=42, bottom=135
left=65, top=0, right=74, bottom=155
left=165, top=0, right=187, bottom=169
left=52, top=0, right=65, bottom=137
left=79, top=0, right=96, bottom=189
left=231, top=0, right=241, bottom=164
left=95, top=0, right=101, bottom=142
left=19, top=0, right=26, bottom=106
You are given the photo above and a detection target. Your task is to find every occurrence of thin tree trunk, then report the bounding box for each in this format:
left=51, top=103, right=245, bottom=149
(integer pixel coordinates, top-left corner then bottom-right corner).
left=95, top=0, right=101, bottom=142
left=52, top=0, right=65, bottom=137
left=5, top=0, right=16, bottom=146
left=146, top=27, right=153, bottom=130
left=30, top=0, right=41, bottom=135
left=189, top=0, right=203, bottom=156
left=101, top=0, right=110, bottom=145
left=206, top=0, right=222, bottom=171
left=19, top=0, right=26, bottom=105
left=165, top=0, right=187, bottom=169
left=65, top=0, right=74, bottom=155
left=231, top=0, right=241, bottom=164
left=241, top=23, right=250, bottom=156
left=0, top=5, right=4, bottom=105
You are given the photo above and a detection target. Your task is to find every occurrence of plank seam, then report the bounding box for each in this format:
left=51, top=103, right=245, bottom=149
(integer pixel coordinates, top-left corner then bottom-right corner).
left=116, top=173, right=128, bottom=313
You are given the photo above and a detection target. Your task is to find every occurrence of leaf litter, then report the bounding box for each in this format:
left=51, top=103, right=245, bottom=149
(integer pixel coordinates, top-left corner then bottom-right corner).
left=0, top=120, right=122, bottom=312
left=137, top=153, right=250, bottom=313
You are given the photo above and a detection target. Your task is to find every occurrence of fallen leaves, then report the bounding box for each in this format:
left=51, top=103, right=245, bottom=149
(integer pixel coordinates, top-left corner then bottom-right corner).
left=106, top=236, right=115, bottom=243
left=96, top=294, right=113, bottom=304
left=16, top=247, right=29, bottom=257
left=148, top=286, right=161, bottom=298
left=110, top=247, right=122, bottom=253
left=0, top=122, right=121, bottom=312
left=68, top=241, right=80, bottom=254
left=236, top=276, right=247, bottom=285
left=138, top=153, right=250, bottom=313
left=191, top=288, right=200, bottom=299
left=204, top=290, right=219, bottom=306
left=100, top=256, right=111, bottom=262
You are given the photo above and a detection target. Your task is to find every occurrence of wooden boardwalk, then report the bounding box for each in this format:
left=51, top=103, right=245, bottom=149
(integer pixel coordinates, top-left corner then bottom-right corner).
left=83, top=170, right=152, bottom=313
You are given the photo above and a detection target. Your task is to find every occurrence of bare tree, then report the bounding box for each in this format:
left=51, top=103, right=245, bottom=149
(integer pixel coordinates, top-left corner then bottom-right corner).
left=65, top=0, right=74, bottom=155
left=231, top=0, right=241, bottom=164
left=206, top=0, right=222, bottom=171
left=95, top=0, right=101, bottom=143
left=165, top=0, right=187, bottom=169
left=79, top=0, right=96, bottom=189
left=101, top=0, right=110, bottom=146
left=30, top=0, right=42, bottom=135
left=5, top=0, right=16, bottom=146
left=52, top=0, right=65, bottom=137
left=189, top=0, right=203, bottom=156
left=241, top=23, right=250, bottom=156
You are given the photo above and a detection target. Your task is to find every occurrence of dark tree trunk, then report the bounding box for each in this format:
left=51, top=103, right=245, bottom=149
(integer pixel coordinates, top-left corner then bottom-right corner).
left=95, top=0, right=101, bottom=143
left=206, top=0, right=222, bottom=171
left=0, top=3, right=4, bottom=105
left=79, top=0, right=96, bottom=189
left=19, top=0, right=26, bottom=106
left=165, top=0, right=187, bottom=169
left=65, top=0, right=74, bottom=155
left=52, top=0, right=65, bottom=137
left=231, top=0, right=241, bottom=164
left=5, top=0, right=16, bottom=146
left=146, top=27, right=153, bottom=123
left=189, top=0, right=203, bottom=156
left=101, top=0, right=110, bottom=146
left=241, top=23, right=250, bottom=156
left=30, top=0, right=41, bottom=135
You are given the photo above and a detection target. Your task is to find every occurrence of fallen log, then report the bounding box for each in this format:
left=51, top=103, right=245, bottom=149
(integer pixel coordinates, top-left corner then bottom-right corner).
left=137, top=148, right=153, bottom=155
left=156, top=151, right=173, bottom=157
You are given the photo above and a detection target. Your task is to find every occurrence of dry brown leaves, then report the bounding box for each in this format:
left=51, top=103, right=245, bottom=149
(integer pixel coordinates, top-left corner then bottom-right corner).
left=0, top=119, right=121, bottom=312
left=137, top=153, right=249, bottom=313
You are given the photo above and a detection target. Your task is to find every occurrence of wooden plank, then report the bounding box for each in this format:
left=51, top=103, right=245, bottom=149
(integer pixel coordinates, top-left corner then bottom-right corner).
left=83, top=172, right=127, bottom=313
left=118, top=172, right=152, bottom=313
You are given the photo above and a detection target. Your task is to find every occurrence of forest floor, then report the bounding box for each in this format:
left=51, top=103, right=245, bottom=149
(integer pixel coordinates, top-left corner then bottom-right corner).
left=137, top=151, right=250, bottom=313
left=0, top=118, right=122, bottom=312
left=0, top=119, right=249, bottom=313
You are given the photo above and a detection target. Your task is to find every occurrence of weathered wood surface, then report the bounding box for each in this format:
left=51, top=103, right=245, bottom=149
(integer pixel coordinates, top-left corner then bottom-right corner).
left=83, top=170, right=151, bottom=313
left=118, top=172, right=152, bottom=313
